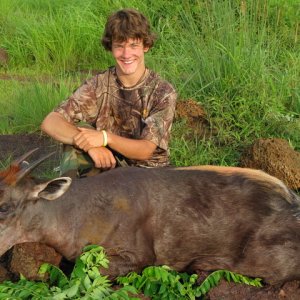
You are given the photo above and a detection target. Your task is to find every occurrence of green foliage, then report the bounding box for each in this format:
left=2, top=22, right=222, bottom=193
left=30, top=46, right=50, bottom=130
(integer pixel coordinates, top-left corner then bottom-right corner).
left=118, top=266, right=263, bottom=299
left=0, top=2, right=296, bottom=297
left=0, top=245, right=263, bottom=300
left=118, top=265, right=199, bottom=299
left=0, top=79, right=76, bottom=134
left=0, top=245, right=138, bottom=299
left=0, top=279, right=51, bottom=299
left=196, top=270, right=263, bottom=296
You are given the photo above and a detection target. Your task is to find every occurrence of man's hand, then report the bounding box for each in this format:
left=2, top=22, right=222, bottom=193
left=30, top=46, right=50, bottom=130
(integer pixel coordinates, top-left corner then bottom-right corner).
left=73, top=127, right=104, bottom=152
left=88, top=147, right=116, bottom=170
left=73, top=126, right=157, bottom=161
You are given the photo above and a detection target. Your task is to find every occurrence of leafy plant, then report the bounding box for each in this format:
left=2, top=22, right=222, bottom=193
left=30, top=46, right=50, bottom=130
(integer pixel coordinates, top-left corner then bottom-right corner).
left=0, top=245, right=138, bottom=300
left=0, top=245, right=263, bottom=300
left=196, top=269, right=263, bottom=296
left=118, top=265, right=263, bottom=300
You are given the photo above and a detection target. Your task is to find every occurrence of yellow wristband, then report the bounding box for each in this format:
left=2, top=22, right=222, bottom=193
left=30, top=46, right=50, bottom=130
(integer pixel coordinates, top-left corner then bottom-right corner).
left=102, top=130, right=108, bottom=147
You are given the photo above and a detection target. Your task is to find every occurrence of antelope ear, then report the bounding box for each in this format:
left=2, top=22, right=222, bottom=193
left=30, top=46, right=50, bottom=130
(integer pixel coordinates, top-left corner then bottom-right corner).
left=29, top=177, right=72, bottom=201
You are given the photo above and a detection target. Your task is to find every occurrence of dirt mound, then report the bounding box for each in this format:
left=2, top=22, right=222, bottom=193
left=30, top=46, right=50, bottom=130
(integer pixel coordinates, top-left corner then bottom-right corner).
left=9, top=243, right=62, bottom=281
left=207, top=279, right=300, bottom=300
left=240, top=138, right=300, bottom=190
left=175, top=99, right=213, bottom=138
left=0, top=48, right=8, bottom=67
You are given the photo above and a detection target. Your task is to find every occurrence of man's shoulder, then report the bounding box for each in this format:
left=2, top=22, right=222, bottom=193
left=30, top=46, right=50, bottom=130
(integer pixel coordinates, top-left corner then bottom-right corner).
left=146, top=69, right=176, bottom=93
left=83, top=67, right=116, bottom=88
left=87, top=67, right=113, bottom=80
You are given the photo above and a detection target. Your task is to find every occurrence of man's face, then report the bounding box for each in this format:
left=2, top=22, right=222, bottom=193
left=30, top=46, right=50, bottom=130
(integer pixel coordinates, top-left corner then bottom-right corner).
left=111, top=38, right=149, bottom=77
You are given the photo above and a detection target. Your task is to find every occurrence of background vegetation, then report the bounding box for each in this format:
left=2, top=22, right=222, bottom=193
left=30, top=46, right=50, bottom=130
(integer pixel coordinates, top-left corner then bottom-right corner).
left=0, top=1, right=299, bottom=297
left=0, top=0, right=299, bottom=167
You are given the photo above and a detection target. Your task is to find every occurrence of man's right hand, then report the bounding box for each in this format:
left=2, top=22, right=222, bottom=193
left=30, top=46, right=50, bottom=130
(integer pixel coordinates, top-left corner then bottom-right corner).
left=87, top=147, right=116, bottom=170
left=73, top=127, right=104, bottom=152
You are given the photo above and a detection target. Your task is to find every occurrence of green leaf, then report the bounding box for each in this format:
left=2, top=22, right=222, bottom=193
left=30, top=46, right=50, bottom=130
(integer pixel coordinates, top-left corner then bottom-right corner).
left=39, top=263, right=69, bottom=289
left=65, top=281, right=80, bottom=297
left=158, top=283, right=167, bottom=294
left=160, top=270, right=169, bottom=283
left=82, top=245, right=102, bottom=253
left=83, top=275, right=92, bottom=290
left=121, top=285, right=138, bottom=294
left=71, top=258, right=86, bottom=280
left=154, top=267, right=162, bottom=281
left=144, top=281, right=153, bottom=296
left=19, top=274, right=27, bottom=280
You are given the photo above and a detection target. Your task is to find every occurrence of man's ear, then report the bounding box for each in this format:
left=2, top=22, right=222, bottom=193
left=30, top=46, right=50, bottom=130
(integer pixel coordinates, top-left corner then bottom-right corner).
left=144, top=47, right=149, bottom=53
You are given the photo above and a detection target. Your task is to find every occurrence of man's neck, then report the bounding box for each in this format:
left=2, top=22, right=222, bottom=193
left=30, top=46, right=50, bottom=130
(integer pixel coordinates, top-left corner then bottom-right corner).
left=116, top=67, right=147, bottom=88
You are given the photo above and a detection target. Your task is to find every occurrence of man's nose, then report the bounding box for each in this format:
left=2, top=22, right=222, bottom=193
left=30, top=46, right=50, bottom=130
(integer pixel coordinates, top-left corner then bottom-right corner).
left=121, top=46, right=131, bottom=58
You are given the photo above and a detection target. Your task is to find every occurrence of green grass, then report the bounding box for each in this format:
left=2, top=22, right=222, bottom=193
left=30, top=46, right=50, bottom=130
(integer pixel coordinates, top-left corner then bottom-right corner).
left=0, top=2, right=298, bottom=297
left=0, top=0, right=299, bottom=165
left=0, top=78, right=79, bottom=134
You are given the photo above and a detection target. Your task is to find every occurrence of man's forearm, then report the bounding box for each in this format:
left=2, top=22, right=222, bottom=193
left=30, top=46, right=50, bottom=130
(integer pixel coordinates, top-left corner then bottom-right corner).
left=41, top=112, right=157, bottom=161
left=107, top=132, right=156, bottom=161
left=41, top=112, right=79, bottom=145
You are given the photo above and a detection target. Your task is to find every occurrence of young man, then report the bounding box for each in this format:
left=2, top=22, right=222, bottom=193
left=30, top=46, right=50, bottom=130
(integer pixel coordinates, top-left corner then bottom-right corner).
left=41, top=8, right=177, bottom=177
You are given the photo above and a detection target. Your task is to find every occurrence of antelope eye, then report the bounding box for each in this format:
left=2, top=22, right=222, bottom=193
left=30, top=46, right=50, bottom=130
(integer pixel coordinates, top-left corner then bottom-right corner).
left=0, top=203, right=12, bottom=213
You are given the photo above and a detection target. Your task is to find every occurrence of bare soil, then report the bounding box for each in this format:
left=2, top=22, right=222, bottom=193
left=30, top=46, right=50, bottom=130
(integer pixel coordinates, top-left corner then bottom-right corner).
left=0, top=49, right=8, bottom=67
left=240, top=138, right=300, bottom=190
left=175, top=98, right=216, bottom=139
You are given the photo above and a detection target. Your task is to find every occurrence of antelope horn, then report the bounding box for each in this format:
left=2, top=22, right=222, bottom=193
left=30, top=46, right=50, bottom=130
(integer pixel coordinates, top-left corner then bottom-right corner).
left=15, top=151, right=56, bottom=183
left=11, top=148, right=39, bottom=167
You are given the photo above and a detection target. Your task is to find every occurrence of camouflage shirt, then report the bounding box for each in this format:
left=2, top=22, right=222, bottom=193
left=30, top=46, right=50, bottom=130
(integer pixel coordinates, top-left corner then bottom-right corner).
left=55, top=67, right=177, bottom=167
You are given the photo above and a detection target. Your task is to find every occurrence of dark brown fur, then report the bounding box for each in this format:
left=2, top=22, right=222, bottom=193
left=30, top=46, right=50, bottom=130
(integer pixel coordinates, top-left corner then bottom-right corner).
left=0, top=162, right=300, bottom=284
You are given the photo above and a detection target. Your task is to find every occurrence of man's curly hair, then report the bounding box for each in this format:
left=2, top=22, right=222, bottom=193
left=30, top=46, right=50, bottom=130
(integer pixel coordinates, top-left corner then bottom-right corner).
left=101, top=8, right=157, bottom=51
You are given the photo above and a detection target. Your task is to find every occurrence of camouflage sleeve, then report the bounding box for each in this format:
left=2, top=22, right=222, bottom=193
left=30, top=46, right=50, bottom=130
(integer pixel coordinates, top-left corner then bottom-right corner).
left=54, top=76, right=99, bottom=125
left=140, top=82, right=177, bottom=150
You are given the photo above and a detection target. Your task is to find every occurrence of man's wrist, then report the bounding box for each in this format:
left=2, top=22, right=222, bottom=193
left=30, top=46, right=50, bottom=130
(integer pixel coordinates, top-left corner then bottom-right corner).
left=102, top=130, right=108, bottom=147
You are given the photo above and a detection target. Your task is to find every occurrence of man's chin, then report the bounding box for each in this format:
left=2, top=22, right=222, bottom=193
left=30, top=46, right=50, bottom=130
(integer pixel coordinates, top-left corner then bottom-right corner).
left=117, top=63, right=138, bottom=74
left=120, top=68, right=136, bottom=76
